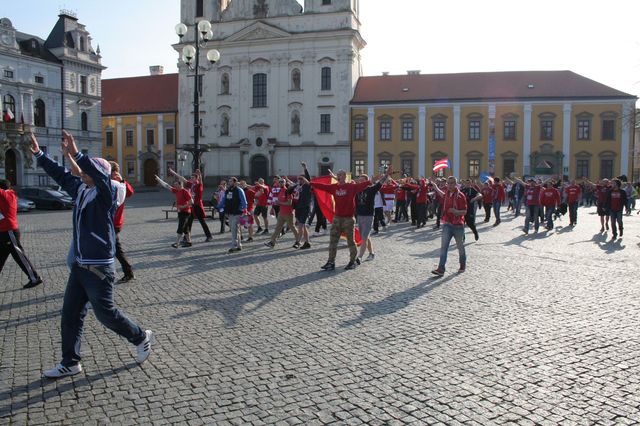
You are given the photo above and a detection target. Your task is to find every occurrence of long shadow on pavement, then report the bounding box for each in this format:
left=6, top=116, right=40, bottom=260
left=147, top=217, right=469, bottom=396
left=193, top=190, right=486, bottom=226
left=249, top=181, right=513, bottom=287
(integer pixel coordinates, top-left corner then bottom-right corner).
left=337, top=274, right=456, bottom=328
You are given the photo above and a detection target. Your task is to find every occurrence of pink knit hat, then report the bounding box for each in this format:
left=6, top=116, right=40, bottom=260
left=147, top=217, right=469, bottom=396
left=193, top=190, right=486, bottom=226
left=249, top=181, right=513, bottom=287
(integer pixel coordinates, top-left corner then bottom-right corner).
left=91, top=157, right=112, bottom=176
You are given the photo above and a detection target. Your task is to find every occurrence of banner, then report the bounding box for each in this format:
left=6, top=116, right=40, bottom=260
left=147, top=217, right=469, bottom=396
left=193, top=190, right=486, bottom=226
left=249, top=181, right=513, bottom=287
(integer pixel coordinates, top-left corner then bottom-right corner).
left=311, top=175, right=362, bottom=246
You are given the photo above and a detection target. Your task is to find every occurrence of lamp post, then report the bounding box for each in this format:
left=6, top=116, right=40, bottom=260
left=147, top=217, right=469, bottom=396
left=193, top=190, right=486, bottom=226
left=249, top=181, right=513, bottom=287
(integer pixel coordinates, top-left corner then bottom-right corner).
left=175, top=20, right=220, bottom=173
left=177, top=151, right=187, bottom=176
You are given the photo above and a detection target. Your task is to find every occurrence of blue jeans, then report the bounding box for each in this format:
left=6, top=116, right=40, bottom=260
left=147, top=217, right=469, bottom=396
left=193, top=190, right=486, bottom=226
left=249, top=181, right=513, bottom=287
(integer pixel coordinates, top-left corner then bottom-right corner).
left=609, top=210, right=623, bottom=236
left=514, top=196, right=523, bottom=216
left=62, top=263, right=145, bottom=367
left=568, top=202, right=578, bottom=224
left=438, top=224, right=466, bottom=271
left=544, top=206, right=555, bottom=229
left=492, top=200, right=502, bottom=223
left=524, top=205, right=540, bottom=233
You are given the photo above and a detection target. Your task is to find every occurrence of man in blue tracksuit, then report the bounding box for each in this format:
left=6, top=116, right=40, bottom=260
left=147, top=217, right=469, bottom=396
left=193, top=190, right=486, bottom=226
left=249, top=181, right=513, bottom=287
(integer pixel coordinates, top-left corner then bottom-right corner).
left=29, top=131, right=154, bottom=378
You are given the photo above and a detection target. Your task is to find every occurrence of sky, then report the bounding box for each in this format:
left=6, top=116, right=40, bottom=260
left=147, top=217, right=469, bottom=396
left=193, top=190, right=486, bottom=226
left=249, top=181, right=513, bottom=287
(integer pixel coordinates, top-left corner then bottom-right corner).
left=3, top=0, right=640, bottom=98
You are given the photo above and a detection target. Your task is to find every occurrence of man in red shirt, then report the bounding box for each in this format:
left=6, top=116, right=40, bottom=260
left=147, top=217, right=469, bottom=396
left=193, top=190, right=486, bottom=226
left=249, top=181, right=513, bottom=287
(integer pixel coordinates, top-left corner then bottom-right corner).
left=429, top=176, right=468, bottom=276
left=169, top=169, right=213, bottom=242
left=155, top=176, right=193, bottom=248
left=264, top=178, right=298, bottom=247
left=311, top=168, right=390, bottom=270
left=540, top=181, right=561, bottom=230
left=402, top=178, right=429, bottom=228
left=0, top=179, right=42, bottom=289
left=253, top=178, right=270, bottom=235
left=491, top=177, right=506, bottom=226
left=607, top=178, right=628, bottom=240
left=480, top=182, right=494, bottom=223
left=564, top=179, right=582, bottom=227
left=588, top=179, right=611, bottom=233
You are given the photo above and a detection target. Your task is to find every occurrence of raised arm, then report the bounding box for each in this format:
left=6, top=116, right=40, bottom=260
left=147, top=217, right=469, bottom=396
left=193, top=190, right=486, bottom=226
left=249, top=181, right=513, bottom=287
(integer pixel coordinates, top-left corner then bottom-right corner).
left=29, top=132, right=82, bottom=198
left=301, top=161, right=311, bottom=180
left=168, top=168, right=188, bottom=184
left=429, top=178, right=444, bottom=197
left=154, top=175, right=172, bottom=190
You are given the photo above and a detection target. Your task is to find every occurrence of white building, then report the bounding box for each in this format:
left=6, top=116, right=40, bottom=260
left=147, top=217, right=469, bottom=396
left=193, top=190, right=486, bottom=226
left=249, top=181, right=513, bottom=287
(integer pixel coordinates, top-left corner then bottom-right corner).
left=0, top=12, right=104, bottom=187
left=176, top=0, right=364, bottom=182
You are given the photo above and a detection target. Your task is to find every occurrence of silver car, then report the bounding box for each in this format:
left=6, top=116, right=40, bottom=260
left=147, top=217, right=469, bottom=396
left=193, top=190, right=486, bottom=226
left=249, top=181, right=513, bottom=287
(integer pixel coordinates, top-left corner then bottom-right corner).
left=17, top=197, right=36, bottom=212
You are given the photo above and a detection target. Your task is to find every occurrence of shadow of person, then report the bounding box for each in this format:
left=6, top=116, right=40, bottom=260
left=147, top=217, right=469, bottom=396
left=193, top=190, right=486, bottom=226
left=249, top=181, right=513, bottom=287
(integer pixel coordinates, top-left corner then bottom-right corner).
left=338, top=274, right=457, bottom=328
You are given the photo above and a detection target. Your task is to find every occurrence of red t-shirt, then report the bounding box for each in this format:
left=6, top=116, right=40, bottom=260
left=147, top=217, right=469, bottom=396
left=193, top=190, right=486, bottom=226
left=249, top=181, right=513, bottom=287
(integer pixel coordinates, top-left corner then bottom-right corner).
left=540, top=187, right=560, bottom=207
left=277, top=189, right=294, bottom=215
left=254, top=184, right=270, bottom=207
left=171, top=188, right=192, bottom=214
left=0, top=189, right=18, bottom=232
left=525, top=185, right=542, bottom=206
left=186, top=180, right=204, bottom=208
left=492, top=184, right=506, bottom=202
left=596, top=185, right=609, bottom=204
left=395, top=186, right=406, bottom=201
left=564, top=185, right=581, bottom=204
left=441, top=189, right=467, bottom=225
left=311, top=180, right=371, bottom=217
left=243, top=187, right=256, bottom=211
left=481, top=187, right=494, bottom=204
left=609, top=189, right=623, bottom=211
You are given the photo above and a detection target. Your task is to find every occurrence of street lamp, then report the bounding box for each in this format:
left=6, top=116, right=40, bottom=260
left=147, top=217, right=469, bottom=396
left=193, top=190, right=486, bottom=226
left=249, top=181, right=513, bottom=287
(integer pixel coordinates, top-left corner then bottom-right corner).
left=175, top=20, right=220, bottom=173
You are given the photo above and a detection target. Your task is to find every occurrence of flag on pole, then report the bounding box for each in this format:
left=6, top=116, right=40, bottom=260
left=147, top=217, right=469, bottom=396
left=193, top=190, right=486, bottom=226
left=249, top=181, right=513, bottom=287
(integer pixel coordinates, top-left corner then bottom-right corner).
left=433, top=158, right=450, bottom=173
left=6, top=108, right=14, bottom=121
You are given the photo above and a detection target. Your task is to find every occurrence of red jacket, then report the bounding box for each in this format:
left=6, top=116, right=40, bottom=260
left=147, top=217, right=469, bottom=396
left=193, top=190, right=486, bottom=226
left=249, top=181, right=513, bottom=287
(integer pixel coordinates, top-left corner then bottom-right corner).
left=540, top=187, right=560, bottom=207
left=441, top=188, right=467, bottom=225
left=403, top=183, right=429, bottom=203
left=114, top=180, right=134, bottom=230
left=0, top=188, right=18, bottom=232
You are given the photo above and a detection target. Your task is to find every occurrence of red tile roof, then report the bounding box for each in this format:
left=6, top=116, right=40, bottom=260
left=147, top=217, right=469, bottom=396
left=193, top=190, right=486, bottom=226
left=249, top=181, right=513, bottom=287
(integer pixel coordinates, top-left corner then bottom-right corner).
left=102, top=74, right=178, bottom=116
left=351, top=71, right=636, bottom=105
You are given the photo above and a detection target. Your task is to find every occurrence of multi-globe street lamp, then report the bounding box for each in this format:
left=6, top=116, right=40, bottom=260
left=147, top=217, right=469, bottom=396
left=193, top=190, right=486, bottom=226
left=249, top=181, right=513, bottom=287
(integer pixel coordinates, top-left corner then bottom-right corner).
left=175, top=20, right=220, bottom=173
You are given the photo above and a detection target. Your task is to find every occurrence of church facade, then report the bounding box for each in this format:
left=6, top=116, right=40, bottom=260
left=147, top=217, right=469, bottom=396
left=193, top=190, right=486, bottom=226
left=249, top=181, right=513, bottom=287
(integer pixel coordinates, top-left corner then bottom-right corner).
left=175, top=0, right=364, bottom=182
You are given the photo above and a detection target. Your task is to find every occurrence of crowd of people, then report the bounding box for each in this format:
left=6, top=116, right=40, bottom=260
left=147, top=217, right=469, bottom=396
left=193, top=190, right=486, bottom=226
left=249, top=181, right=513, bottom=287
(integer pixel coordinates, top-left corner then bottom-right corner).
left=2, top=130, right=638, bottom=378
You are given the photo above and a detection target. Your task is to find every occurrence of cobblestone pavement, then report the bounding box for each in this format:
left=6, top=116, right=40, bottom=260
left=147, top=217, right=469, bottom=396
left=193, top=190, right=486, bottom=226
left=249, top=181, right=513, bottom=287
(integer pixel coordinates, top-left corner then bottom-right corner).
left=1, top=191, right=639, bottom=425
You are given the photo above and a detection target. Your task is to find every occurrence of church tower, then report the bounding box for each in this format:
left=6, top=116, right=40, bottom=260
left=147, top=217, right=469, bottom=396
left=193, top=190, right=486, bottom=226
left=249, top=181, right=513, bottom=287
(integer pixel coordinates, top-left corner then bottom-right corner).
left=175, top=0, right=365, bottom=182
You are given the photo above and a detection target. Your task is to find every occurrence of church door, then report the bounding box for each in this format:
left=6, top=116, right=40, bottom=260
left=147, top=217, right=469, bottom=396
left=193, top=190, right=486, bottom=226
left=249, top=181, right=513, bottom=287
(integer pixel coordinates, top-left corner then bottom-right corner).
left=4, top=149, right=17, bottom=186
left=143, top=159, right=158, bottom=186
left=250, top=155, right=268, bottom=183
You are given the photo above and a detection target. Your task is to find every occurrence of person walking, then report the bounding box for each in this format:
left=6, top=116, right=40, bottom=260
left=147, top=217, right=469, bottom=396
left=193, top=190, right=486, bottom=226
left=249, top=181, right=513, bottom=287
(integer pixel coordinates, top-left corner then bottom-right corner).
left=607, top=178, right=628, bottom=240
left=540, top=181, right=561, bottom=230
left=564, top=179, right=582, bottom=227
left=355, top=173, right=385, bottom=263
left=155, top=175, right=193, bottom=248
left=253, top=178, right=270, bottom=235
left=264, top=177, right=299, bottom=248
left=168, top=168, right=213, bottom=242
left=311, top=168, right=390, bottom=270
left=0, top=179, right=43, bottom=289
left=109, top=162, right=135, bottom=283
left=29, top=131, right=153, bottom=378
left=217, top=177, right=248, bottom=253
left=460, top=179, right=482, bottom=241
left=430, top=176, right=468, bottom=276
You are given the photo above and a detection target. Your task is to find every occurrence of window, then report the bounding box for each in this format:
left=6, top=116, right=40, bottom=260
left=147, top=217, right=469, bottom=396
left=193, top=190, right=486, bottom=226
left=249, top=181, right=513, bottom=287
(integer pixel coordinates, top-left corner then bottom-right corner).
left=322, top=0, right=332, bottom=4
left=321, top=67, right=331, bottom=91
left=468, top=159, right=480, bottom=178
left=221, top=73, right=230, bottom=94
left=79, top=36, right=85, bottom=52
left=146, top=129, right=154, bottom=145
left=469, top=120, right=481, bottom=140
left=433, top=121, right=445, bottom=140
left=541, top=120, right=553, bottom=140
left=196, top=0, right=204, bottom=16
left=354, top=159, right=365, bottom=176
left=576, top=159, right=589, bottom=178
left=2, top=94, right=15, bottom=122
left=165, top=128, right=175, bottom=145
left=353, top=121, right=365, bottom=140
left=503, top=159, right=515, bottom=176
left=81, top=112, right=88, bottom=131
left=35, top=75, right=44, bottom=84
left=291, top=69, right=301, bottom=91
left=291, top=111, right=300, bottom=135
left=80, top=76, right=87, bottom=94
left=401, top=120, right=414, bottom=141
left=34, top=99, right=46, bottom=127
left=380, top=121, right=391, bottom=140
left=379, top=159, right=391, bottom=173
left=577, top=119, right=590, bottom=140
left=220, top=114, right=229, bottom=136
left=105, top=131, right=113, bottom=147
left=126, top=161, right=135, bottom=177
left=125, top=130, right=133, bottom=147
left=252, top=73, right=267, bottom=108
left=601, top=119, right=615, bottom=140
left=197, top=75, right=203, bottom=97
left=600, top=159, right=613, bottom=179
left=503, top=120, right=516, bottom=140
left=402, top=159, right=413, bottom=176
left=320, top=114, right=331, bottom=133
left=4, top=70, right=14, bottom=79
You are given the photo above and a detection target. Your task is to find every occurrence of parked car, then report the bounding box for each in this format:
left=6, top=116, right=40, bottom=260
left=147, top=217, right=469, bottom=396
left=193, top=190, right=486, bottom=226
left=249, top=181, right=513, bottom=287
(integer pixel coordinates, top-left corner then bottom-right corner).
left=20, top=187, right=74, bottom=210
left=17, top=197, right=36, bottom=212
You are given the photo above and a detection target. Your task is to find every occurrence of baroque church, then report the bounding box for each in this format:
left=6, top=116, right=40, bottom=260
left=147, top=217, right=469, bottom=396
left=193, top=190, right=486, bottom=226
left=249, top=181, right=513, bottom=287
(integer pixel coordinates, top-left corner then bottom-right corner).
left=176, top=0, right=364, bottom=182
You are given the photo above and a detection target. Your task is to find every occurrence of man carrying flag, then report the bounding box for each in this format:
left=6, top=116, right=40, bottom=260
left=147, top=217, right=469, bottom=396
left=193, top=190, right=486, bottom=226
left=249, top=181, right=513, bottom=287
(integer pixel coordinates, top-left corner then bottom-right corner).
left=311, top=167, right=391, bottom=271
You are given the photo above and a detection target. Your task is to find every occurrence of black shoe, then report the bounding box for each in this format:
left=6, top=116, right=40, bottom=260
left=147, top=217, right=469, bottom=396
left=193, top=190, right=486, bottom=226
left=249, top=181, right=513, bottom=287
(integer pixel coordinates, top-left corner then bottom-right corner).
left=117, top=275, right=135, bottom=284
left=292, top=242, right=300, bottom=249
left=262, top=229, right=269, bottom=235
left=256, top=227, right=263, bottom=233
left=474, top=233, right=479, bottom=241
left=300, top=242, right=311, bottom=249
left=219, top=229, right=225, bottom=234
left=355, top=258, right=361, bottom=265
left=320, top=262, right=335, bottom=271
left=205, top=236, right=213, bottom=242
left=344, top=261, right=357, bottom=270
left=228, top=247, right=242, bottom=253
left=182, top=242, right=193, bottom=247
left=23, top=278, right=43, bottom=289
left=264, top=241, right=275, bottom=248
left=620, top=228, right=623, bottom=237
left=246, top=237, right=253, bottom=242
left=171, top=243, right=179, bottom=248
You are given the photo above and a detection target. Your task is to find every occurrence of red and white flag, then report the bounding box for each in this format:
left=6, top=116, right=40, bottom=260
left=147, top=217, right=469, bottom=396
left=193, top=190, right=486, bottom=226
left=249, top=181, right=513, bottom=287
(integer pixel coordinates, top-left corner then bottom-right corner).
left=433, top=158, right=450, bottom=173
left=6, top=108, right=14, bottom=121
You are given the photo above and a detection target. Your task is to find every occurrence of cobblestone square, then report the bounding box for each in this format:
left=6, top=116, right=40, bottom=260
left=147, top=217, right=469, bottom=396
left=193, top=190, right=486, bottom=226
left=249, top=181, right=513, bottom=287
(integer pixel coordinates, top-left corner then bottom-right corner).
left=1, top=192, right=639, bottom=424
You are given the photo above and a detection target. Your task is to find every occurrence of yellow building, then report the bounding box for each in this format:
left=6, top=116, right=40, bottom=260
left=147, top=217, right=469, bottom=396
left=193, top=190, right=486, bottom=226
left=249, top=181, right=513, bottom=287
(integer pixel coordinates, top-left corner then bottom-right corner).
left=102, top=71, right=178, bottom=186
left=351, top=71, right=636, bottom=181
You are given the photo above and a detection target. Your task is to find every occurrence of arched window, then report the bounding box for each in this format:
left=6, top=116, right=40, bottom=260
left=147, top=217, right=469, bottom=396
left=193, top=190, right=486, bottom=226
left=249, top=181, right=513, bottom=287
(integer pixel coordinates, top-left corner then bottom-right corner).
left=81, top=112, right=88, bottom=131
left=291, top=111, right=300, bottom=135
left=220, top=113, right=229, bottom=136
left=34, top=99, right=46, bottom=127
left=2, top=94, right=16, bottom=122
left=221, top=73, right=230, bottom=94
left=291, top=68, right=301, bottom=91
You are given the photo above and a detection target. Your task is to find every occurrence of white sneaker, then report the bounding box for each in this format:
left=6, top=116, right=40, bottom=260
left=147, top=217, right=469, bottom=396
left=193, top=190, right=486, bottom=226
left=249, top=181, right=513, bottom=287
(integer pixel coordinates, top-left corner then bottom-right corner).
left=43, top=363, right=83, bottom=378
left=136, top=330, right=154, bottom=364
